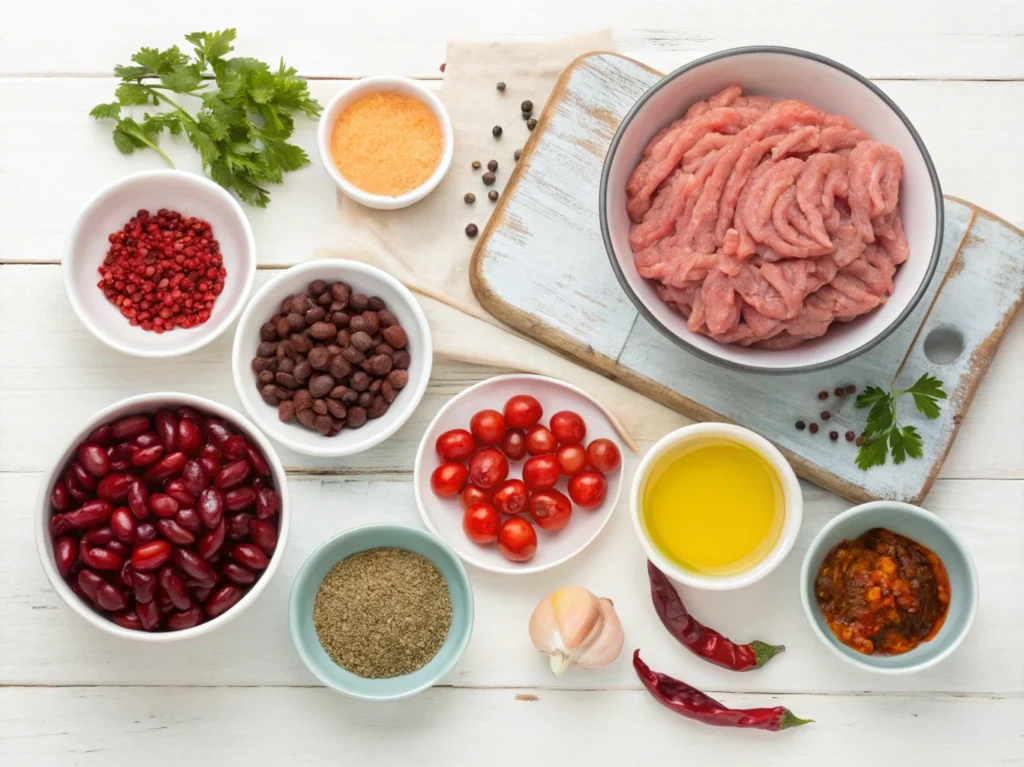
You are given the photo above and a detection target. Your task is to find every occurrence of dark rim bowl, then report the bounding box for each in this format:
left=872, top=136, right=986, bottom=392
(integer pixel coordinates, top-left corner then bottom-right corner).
left=599, top=46, right=943, bottom=375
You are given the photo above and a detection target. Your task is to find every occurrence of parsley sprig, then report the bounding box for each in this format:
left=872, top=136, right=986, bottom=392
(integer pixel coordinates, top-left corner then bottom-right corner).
left=90, top=29, right=322, bottom=207
left=854, top=374, right=947, bottom=470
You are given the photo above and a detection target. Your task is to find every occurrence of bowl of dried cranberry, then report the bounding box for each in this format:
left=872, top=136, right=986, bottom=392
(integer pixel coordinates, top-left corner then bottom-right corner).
left=231, top=259, right=432, bottom=457
left=63, top=169, right=257, bottom=358
left=35, top=392, right=289, bottom=641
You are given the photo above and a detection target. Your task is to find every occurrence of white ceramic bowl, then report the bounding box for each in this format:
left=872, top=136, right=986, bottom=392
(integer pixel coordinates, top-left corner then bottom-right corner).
left=630, top=423, right=803, bottom=590
left=600, top=46, right=943, bottom=374
left=317, top=76, right=454, bottom=210
left=63, top=170, right=257, bottom=358
left=232, top=259, right=432, bottom=457
left=800, top=501, right=978, bottom=674
left=414, top=374, right=625, bottom=575
left=35, top=392, right=290, bottom=642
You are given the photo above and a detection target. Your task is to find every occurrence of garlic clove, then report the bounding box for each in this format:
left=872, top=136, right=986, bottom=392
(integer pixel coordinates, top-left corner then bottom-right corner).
left=574, top=598, right=624, bottom=670
left=529, top=587, right=624, bottom=675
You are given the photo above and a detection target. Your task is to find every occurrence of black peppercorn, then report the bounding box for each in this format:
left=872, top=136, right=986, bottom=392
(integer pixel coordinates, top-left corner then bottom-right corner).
left=464, top=193, right=475, bottom=204
left=514, top=148, right=522, bottom=161
left=829, top=431, right=839, bottom=442
left=482, top=171, right=496, bottom=185
left=487, top=159, right=498, bottom=172
left=488, top=190, right=498, bottom=202
left=492, top=125, right=502, bottom=138
left=817, top=390, right=828, bottom=400
left=496, top=81, right=506, bottom=91
left=795, top=420, right=806, bottom=431
left=821, top=411, right=831, bottom=421
left=809, top=423, right=819, bottom=434
left=465, top=223, right=478, bottom=238
left=471, top=160, right=481, bottom=170
left=521, top=100, right=533, bottom=114
left=527, top=118, right=537, bottom=131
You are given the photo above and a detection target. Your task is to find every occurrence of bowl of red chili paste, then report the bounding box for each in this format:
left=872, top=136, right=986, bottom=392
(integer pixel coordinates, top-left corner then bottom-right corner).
left=800, top=501, right=978, bottom=673
left=64, top=170, right=256, bottom=358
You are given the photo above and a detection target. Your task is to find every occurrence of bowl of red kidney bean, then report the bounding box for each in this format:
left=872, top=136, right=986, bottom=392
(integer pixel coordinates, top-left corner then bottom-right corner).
left=63, top=169, right=256, bottom=358
left=232, top=259, right=432, bottom=457
left=35, top=392, right=289, bottom=640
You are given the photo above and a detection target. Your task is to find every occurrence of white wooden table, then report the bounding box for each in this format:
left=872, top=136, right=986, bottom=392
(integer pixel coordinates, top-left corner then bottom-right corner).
left=2, top=3, right=1022, bottom=764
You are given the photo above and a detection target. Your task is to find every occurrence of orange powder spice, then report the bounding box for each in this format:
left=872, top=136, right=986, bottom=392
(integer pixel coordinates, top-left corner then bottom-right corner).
left=330, top=92, right=443, bottom=197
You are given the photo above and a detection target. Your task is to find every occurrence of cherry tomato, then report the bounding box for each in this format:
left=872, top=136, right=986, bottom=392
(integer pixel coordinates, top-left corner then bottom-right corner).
left=550, top=410, right=587, bottom=445
left=470, top=410, right=506, bottom=446
left=504, top=394, right=543, bottom=429
left=468, top=448, right=509, bottom=489
left=529, top=489, right=573, bottom=531
left=460, top=484, right=491, bottom=510
left=525, top=425, right=558, bottom=455
left=435, top=429, right=476, bottom=462
left=522, top=454, right=560, bottom=490
left=500, top=429, right=527, bottom=461
left=430, top=462, right=468, bottom=498
left=463, top=503, right=501, bottom=544
left=568, top=470, right=607, bottom=510
left=491, top=479, right=530, bottom=515
left=498, top=516, right=537, bottom=562
left=556, top=444, right=587, bottom=476
left=585, top=438, right=621, bottom=474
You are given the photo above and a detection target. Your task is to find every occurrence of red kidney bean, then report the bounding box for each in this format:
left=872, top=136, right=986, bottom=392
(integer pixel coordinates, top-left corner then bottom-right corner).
left=181, top=460, right=209, bottom=496
left=97, top=583, right=128, bottom=612
left=118, top=560, right=134, bottom=589
left=112, top=415, right=151, bottom=441
left=167, top=606, right=204, bottom=631
left=221, top=562, right=256, bottom=585
left=255, top=489, right=281, bottom=520
left=193, top=586, right=213, bottom=602
left=249, top=519, right=278, bottom=556
left=81, top=544, right=123, bottom=571
left=65, top=500, right=114, bottom=529
left=222, top=435, right=247, bottom=462
left=96, top=472, right=132, bottom=502
left=131, top=540, right=172, bottom=571
left=172, top=548, right=217, bottom=586
left=157, top=518, right=196, bottom=545
left=178, top=405, right=203, bottom=422
left=163, top=479, right=196, bottom=508
left=137, top=597, right=161, bottom=630
left=144, top=452, right=187, bottom=483
left=110, top=507, right=136, bottom=543
left=225, top=513, right=251, bottom=541
left=158, top=566, right=191, bottom=610
left=158, top=594, right=174, bottom=614
left=83, top=526, right=115, bottom=546
left=205, top=420, right=233, bottom=448
left=205, top=585, right=244, bottom=619
left=155, top=409, right=179, bottom=451
left=126, top=479, right=150, bottom=520
left=198, top=487, right=224, bottom=529
left=231, top=543, right=269, bottom=571
left=87, top=424, right=114, bottom=447
left=133, top=431, right=161, bottom=449
left=107, top=540, right=127, bottom=556
left=200, top=442, right=221, bottom=460
left=51, top=480, right=72, bottom=512
left=252, top=476, right=268, bottom=492
left=198, top=520, right=226, bottom=560
left=63, top=470, right=90, bottom=505
left=198, top=455, right=221, bottom=477
left=77, top=443, right=111, bottom=477
left=246, top=443, right=271, bottom=477
left=215, top=460, right=251, bottom=490
left=225, top=487, right=256, bottom=512
left=113, top=610, right=143, bottom=630
left=132, top=570, right=156, bottom=604
left=134, top=522, right=157, bottom=546
left=49, top=514, right=69, bottom=537
left=175, top=508, right=202, bottom=533
left=55, top=537, right=78, bottom=577
left=71, top=461, right=97, bottom=491
left=148, top=493, right=179, bottom=518
left=178, top=418, right=203, bottom=457
left=130, top=444, right=165, bottom=467
left=77, top=569, right=105, bottom=602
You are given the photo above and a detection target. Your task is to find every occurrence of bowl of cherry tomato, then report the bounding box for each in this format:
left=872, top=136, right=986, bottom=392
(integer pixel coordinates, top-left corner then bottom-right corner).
left=413, top=374, right=625, bottom=575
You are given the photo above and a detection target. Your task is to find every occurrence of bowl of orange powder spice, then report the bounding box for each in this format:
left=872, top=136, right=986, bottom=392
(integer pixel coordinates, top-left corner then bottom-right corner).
left=318, top=76, right=453, bottom=210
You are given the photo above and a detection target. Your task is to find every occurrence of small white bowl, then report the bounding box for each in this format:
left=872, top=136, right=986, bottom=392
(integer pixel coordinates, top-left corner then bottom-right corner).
left=414, top=374, right=625, bottom=575
left=63, top=170, right=257, bottom=358
left=232, top=259, right=432, bottom=457
left=630, top=423, right=803, bottom=590
left=317, top=76, right=454, bottom=210
left=35, top=392, right=290, bottom=642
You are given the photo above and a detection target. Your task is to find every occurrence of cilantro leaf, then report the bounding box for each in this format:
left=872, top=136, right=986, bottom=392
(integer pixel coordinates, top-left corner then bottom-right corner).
left=855, top=435, right=889, bottom=470
left=90, top=102, right=122, bottom=120
left=160, top=63, right=204, bottom=93
left=184, top=29, right=237, bottom=64
left=855, top=375, right=945, bottom=471
left=903, top=373, right=947, bottom=419
left=115, top=83, right=151, bottom=106
left=902, top=425, right=924, bottom=459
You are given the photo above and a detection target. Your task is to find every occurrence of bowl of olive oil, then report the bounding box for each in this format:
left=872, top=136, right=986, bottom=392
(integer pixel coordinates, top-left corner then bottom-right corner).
left=631, top=423, right=802, bottom=590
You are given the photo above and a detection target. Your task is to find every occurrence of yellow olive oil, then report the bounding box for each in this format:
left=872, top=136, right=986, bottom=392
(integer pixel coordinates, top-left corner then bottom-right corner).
left=641, top=439, right=784, bottom=576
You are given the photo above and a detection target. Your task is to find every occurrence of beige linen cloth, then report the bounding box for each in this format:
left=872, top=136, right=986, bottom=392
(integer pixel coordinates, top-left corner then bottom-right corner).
left=311, top=32, right=688, bottom=449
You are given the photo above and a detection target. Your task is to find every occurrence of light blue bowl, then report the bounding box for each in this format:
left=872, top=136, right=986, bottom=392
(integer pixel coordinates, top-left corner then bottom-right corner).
left=289, top=524, right=474, bottom=699
left=801, top=501, right=978, bottom=674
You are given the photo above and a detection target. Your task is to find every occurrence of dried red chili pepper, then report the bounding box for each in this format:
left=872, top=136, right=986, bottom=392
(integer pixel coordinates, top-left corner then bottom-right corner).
left=633, top=650, right=811, bottom=731
left=648, top=560, right=784, bottom=671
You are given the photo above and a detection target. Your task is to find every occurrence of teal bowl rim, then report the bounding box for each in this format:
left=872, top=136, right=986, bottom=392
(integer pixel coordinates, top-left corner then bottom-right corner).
left=799, top=500, right=979, bottom=674
left=288, top=523, right=475, bottom=700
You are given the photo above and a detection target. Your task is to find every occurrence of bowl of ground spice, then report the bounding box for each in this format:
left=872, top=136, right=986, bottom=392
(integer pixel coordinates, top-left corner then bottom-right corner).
left=289, top=524, right=473, bottom=700
left=317, top=76, right=454, bottom=210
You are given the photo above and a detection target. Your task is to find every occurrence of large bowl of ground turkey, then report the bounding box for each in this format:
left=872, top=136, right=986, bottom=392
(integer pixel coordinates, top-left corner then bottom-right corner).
left=600, top=47, right=942, bottom=374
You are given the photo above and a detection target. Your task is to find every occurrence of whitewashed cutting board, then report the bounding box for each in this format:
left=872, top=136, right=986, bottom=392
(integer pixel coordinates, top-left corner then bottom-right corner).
left=471, top=52, right=1024, bottom=504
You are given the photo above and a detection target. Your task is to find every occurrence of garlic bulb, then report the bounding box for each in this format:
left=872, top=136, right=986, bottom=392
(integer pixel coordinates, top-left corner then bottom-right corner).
left=529, top=587, right=624, bottom=675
